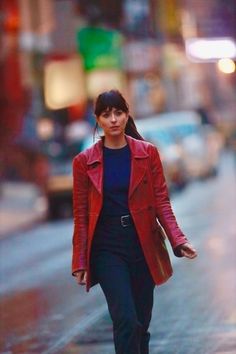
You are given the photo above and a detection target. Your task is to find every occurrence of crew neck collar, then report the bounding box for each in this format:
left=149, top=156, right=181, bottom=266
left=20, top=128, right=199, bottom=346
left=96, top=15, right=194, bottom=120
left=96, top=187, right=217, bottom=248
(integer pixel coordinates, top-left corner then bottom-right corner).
left=103, top=143, right=128, bottom=151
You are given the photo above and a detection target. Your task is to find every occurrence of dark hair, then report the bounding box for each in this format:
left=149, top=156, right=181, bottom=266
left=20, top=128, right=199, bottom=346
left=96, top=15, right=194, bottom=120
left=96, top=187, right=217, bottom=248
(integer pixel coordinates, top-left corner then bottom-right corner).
left=94, top=90, right=144, bottom=141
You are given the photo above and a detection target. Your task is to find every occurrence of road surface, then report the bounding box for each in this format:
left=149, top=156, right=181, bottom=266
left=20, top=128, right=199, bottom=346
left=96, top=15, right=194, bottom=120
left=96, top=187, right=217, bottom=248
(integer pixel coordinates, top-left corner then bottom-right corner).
left=1, top=151, right=235, bottom=354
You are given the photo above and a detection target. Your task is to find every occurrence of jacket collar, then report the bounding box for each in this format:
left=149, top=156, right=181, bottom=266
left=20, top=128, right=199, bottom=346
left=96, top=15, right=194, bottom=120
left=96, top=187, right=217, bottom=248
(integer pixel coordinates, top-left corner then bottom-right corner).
left=86, top=134, right=148, bottom=165
left=86, top=135, right=149, bottom=197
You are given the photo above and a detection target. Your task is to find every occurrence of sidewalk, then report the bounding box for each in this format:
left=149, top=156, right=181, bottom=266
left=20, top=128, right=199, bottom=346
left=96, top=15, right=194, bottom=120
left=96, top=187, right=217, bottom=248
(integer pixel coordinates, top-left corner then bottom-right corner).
left=0, top=182, right=47, bottom=239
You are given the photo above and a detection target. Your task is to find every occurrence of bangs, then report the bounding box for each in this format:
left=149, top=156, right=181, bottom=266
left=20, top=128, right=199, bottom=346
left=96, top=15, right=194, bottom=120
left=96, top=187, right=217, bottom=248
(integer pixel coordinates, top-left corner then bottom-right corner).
left=94, top=90, right=129, bottom=116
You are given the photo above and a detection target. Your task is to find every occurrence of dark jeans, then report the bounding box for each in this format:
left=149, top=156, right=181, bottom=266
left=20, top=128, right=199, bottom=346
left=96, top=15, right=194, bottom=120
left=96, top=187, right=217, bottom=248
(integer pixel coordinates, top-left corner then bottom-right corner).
left=91, top=217, right=155, bottom=354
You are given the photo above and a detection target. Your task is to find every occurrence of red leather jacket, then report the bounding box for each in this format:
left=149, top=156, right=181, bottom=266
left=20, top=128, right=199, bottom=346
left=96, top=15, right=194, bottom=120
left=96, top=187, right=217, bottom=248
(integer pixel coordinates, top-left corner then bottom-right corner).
left=72, top=135, right=188, bottom=292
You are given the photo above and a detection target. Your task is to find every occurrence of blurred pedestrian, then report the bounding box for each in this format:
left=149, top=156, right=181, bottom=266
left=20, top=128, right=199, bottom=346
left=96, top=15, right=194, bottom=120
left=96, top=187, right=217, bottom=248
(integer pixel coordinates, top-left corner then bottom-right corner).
left=72, top=90, right=197, bottom=354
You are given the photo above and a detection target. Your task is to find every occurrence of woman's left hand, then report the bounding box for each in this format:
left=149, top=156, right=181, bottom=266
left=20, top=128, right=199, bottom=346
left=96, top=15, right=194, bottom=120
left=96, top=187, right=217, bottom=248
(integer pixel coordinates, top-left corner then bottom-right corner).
left=179, top=242, right=197, bottom=259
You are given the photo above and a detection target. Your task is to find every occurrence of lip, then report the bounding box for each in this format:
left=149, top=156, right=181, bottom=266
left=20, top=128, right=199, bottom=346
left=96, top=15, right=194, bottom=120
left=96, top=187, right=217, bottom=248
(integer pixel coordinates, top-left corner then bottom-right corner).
left=110, top=126, right=119, bottom=129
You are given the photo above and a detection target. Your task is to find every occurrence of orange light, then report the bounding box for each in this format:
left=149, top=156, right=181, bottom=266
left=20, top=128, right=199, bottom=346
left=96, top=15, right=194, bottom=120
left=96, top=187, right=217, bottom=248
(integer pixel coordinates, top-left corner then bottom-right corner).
left=217, top=58, right=235, bottom=74
left=44, top=56, right=86, bottom=109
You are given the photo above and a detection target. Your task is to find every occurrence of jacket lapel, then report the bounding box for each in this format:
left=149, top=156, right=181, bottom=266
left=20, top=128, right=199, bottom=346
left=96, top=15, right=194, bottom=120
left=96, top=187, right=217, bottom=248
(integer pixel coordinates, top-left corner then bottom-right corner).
left=128, top=158, right=147, bottom=198
left=85, top=135, right=149, bottom=198
left=87, top=164, right=103, bottom=195
left=86, top=140, right=103, bottom=195
left=126, top=135, right=149, bottom=199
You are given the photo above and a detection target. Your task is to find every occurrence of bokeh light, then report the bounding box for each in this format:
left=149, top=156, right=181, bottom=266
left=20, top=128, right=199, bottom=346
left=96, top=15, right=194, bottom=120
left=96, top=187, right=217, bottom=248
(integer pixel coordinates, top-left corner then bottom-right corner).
left=217, top=58, right=236, bottom=74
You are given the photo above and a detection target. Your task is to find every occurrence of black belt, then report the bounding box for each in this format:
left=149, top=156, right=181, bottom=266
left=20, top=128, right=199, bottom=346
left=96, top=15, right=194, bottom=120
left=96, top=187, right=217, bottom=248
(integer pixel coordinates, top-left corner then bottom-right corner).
left=99, top=214, right=133, bottom=228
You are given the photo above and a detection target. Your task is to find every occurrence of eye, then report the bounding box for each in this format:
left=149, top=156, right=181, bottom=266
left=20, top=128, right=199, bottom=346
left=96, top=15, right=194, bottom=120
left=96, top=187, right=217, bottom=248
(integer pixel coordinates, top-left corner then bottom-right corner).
left=115, top=110, right=123, bottom=115
left=101, top=112, right=110, bottom=118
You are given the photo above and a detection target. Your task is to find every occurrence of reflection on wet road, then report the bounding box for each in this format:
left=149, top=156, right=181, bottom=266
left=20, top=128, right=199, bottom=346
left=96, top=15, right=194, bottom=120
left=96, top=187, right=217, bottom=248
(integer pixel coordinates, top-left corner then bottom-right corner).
left=0, top=151, right=235, bottom=354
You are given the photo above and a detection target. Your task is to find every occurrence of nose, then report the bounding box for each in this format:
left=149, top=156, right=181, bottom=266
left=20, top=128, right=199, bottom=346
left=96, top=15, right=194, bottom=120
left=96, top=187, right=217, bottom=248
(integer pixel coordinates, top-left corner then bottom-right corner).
left=111, top=112, right=117, bottom=122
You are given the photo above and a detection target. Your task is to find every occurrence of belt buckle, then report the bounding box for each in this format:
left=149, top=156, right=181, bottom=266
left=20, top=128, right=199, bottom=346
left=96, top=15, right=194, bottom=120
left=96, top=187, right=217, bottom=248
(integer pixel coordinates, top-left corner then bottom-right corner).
left=121, top=215, right=130, bottom=228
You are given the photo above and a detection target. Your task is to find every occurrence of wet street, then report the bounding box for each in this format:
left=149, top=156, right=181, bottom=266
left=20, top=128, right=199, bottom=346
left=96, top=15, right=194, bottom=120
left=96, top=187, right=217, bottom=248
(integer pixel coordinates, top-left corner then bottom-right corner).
left=1, top=151, right=236, bottom=354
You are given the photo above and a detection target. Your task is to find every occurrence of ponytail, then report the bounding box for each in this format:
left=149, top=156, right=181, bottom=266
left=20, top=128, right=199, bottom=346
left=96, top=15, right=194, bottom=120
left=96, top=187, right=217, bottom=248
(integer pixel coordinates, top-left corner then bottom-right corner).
left=125, top=115, right=144, bottom=141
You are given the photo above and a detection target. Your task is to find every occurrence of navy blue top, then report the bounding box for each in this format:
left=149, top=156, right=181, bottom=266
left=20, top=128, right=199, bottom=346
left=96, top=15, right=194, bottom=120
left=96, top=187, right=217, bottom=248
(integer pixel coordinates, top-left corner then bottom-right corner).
left=100, top=144, right=131, bottom=217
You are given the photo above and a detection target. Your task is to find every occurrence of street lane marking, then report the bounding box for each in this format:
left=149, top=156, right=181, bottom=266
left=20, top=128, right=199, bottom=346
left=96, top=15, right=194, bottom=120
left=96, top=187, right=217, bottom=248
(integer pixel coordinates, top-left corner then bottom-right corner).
left=43, top=303, right=108, bottom=354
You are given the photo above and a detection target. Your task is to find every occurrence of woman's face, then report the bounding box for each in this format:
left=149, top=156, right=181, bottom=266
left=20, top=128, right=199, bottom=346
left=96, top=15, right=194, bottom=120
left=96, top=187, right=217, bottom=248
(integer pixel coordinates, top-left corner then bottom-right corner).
left=96, top=107, right=128, bottom=137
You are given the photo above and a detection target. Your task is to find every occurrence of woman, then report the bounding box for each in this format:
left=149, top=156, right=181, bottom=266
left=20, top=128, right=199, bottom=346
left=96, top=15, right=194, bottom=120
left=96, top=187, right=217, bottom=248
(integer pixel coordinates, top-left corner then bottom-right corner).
left=72, top=90, right=197, bottom=354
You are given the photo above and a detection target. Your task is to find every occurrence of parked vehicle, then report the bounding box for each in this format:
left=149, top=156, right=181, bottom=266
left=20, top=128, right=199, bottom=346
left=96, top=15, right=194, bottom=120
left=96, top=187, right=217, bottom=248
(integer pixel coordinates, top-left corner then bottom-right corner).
left=45, top=121, right=91, bottom=220
left=135, top=112, right=190, bottom=192
left=45, top=160, right=73, bottom=219
left=170, top=114, right=222, bottom=179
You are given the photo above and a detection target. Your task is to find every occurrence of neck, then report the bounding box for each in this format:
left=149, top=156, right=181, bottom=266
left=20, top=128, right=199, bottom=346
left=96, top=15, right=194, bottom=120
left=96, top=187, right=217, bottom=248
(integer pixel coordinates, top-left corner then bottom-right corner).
left=103, top=135, right=127, bottom=149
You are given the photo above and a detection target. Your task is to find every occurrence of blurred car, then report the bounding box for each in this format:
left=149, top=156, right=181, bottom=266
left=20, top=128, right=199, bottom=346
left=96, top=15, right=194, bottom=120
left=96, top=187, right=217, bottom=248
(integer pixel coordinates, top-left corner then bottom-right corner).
left=44, top=121, right=92, bottom=220
left=46, top=160, right=73, bottom=220
left=135, top=112, right=192, bottom=192
left=136, top=111, right=223, bottom=184
left=174, top=119, right=223, bottom=180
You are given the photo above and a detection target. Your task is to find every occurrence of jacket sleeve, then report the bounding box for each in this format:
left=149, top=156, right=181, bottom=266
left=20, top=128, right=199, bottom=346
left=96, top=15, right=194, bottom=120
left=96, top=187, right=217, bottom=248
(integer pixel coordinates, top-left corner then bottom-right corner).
left=72, top=153, right=89, bottom=275
left=149, top=145, right=188, bottom=257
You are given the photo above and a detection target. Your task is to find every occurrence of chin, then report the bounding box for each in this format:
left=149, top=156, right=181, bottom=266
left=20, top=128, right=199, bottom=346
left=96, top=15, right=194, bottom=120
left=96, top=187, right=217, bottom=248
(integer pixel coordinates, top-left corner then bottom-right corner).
left=108, top=130, right=122, bottom=136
